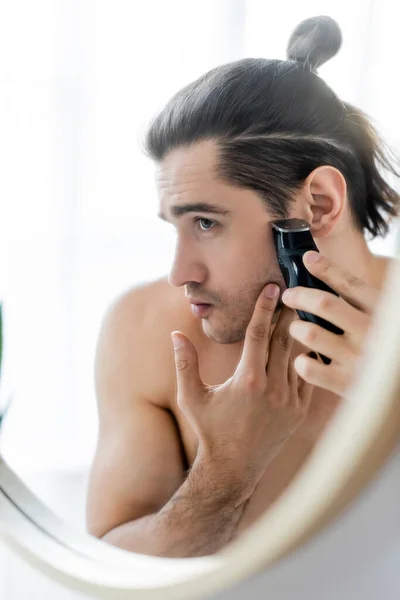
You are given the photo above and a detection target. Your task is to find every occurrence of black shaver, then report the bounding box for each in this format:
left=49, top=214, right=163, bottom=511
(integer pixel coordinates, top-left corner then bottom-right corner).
left=271, top=218, right=344, bottom=365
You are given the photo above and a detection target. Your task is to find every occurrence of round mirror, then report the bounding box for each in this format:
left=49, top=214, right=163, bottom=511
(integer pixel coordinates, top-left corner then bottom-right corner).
left=1, top=3, right=400, bottom=599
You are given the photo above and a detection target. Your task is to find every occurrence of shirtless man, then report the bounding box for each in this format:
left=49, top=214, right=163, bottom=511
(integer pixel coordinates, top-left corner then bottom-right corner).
left=85, top=17, right=399, bottom=557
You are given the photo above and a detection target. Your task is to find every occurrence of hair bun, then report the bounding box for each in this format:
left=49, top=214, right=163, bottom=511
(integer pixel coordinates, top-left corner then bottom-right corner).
left=286, top=15, right=342, bottom=71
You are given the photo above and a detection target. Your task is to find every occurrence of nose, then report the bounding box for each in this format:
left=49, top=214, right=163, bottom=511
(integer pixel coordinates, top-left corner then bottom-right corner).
left=168, top=238, right=206, bottom=288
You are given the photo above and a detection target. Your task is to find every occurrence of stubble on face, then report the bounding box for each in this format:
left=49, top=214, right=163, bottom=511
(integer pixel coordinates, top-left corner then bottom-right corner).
left=188, top=273, right=283, bottom=344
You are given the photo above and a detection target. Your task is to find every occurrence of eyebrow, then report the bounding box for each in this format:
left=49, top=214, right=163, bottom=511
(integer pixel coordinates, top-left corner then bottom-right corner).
left=158, top=202, right=231, bottom=222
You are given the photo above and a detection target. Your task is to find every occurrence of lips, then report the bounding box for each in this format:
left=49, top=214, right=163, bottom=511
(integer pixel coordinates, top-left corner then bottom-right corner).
left=190, top=301, right=210, bottom=306
left=190, top=303, right=213, bottom=318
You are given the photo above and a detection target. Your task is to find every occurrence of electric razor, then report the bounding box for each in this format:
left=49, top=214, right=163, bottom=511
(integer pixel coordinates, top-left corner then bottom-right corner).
left=271, top=218, right=344, bottom=365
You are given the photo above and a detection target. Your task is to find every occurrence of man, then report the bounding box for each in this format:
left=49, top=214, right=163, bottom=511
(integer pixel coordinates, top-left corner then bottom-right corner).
left=85, top=17, right=399, bottom=557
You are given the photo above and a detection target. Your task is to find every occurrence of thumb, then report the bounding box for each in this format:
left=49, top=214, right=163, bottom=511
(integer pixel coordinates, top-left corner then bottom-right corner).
left=171, top=331, right=204, bottom=404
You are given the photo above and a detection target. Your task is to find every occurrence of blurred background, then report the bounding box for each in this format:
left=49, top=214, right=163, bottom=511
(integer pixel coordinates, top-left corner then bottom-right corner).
left=0, top=0, right=399, bottom=523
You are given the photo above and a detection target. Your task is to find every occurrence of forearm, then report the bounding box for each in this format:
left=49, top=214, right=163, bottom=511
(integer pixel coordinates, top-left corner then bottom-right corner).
left=101, top=457, right=252, bottom=558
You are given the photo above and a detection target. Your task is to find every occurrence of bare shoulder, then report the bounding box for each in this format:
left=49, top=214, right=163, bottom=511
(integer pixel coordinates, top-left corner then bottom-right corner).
left=87, top=278, right=194, bottom=535
left=94, top=276, right=195, bottom=411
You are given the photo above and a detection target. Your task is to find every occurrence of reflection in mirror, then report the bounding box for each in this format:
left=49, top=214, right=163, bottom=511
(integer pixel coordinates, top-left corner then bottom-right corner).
left=1, top=2, right=399, bottom=574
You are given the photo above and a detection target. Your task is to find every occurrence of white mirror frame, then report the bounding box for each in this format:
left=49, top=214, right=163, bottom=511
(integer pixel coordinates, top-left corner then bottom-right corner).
left=1, top=258, right=400, bottom=600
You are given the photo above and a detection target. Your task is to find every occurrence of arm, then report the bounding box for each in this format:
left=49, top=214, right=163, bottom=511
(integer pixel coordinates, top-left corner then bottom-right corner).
left=100, top=454, right=249, bottom=557
left=86, top=285, right=250, bottom=557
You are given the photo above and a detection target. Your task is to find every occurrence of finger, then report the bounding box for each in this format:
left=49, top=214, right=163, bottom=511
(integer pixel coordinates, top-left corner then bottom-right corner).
left=238, top=283, right=280, bottom=376
left=289, top=319, right=358, bottom=363
left=287, top=356, right=298, bottom=390
left=302, top=251, right=378, bottom=313
left=297, top=374, right=314, bottom=409
left=294, top=353, right=350, bottom=395
left=171, top=331, right=204, bottom=405
left=282, top=286, right=369, bottom=342
left=266, top=306, right=296, bottom=378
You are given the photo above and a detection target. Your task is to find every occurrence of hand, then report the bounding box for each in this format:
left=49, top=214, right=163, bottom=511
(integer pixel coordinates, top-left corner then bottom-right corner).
left=281, top=251, right=379, bottom=396
left=171, top=284, right=314, bottom=494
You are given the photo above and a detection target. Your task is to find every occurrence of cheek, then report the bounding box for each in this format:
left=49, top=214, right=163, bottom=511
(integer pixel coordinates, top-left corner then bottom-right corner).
left=203, top=239, right=248, bottom=276
left=217, top=236, right=265, bottom=271
left=218, top=250, right=261, bottom=289
left=206, top=228, right=280, bottom=287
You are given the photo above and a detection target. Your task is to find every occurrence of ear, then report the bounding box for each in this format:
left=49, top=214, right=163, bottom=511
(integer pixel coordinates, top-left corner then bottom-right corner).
left=298, top=166, right=347, bottom=238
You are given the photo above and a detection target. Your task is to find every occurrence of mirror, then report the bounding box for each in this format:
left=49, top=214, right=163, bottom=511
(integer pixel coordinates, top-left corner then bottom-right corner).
left=1, top=2, right=400, bottom=598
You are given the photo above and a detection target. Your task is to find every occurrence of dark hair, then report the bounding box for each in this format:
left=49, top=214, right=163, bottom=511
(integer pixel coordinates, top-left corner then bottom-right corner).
left=144, top=15, right=400, bottom=239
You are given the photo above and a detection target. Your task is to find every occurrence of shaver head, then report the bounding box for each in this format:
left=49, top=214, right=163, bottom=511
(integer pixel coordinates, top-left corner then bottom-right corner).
left=271, top=218, right=311, bottom=233
left=271, top=218, right=318, bottom=255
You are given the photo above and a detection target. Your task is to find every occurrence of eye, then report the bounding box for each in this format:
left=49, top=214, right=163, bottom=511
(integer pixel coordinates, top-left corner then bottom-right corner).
left=195, top=217, right=217, bottom=232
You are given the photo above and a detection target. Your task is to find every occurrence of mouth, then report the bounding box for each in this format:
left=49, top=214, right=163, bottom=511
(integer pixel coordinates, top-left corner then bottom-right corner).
left=189, top=301, right=213, bottom=319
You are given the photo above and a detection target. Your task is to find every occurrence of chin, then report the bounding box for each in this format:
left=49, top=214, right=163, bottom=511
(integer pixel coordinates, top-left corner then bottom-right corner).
left=202, top=318, right=246, bottom=345
left=202, top=303, right=283, bottom=343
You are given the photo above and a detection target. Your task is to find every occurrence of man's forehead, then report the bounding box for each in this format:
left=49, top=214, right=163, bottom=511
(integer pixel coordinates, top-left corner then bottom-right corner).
left=156, top=139, right=218, bottom=184
left=155, top=139, right=270, bottom=221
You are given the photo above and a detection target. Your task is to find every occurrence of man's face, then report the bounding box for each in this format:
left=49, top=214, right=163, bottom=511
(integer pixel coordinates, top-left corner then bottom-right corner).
left=157, top=139, right=288, bottom=344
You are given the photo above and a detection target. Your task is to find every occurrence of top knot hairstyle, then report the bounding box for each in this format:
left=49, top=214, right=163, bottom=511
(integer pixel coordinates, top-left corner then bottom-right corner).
left=144, top=15, right=400, bottom=239
left=287, top=15, right=342, bottom=70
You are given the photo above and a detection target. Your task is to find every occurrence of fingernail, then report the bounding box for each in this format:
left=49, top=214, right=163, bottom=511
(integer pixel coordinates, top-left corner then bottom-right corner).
left=171, top=333, right=183, bottom=350
left=304, top=251, right=320, bottom=264
left=282, top=288, right=293, bottom=301
left=265, top=284, right=279, bottom=299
